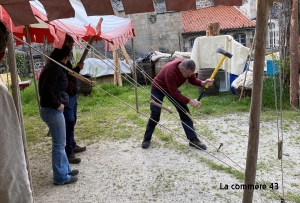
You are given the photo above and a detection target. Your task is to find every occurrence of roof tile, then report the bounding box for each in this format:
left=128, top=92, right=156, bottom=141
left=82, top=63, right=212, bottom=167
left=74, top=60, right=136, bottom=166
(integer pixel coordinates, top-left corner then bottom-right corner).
left=182, top=5, right=256, bottom=33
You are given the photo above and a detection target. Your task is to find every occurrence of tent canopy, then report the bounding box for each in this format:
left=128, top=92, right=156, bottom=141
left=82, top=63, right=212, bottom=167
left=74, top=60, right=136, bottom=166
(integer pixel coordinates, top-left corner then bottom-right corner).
left=0, top=0, right=135, bottom=50
left=0, top=0, right=243, bottom=26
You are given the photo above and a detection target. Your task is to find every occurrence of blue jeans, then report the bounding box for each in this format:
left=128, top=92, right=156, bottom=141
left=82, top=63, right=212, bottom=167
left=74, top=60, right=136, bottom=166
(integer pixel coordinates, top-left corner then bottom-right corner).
left=40, top=107, right=72, bottom=184
left=63, top=95, right=77, bottom=156
left=143, top=87, right=197, bottom=141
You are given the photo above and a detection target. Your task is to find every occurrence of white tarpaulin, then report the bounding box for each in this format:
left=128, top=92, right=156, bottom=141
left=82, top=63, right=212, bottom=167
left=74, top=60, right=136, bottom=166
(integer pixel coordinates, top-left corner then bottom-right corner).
left=231, top=71, right=253, bottom=89
left=81, top=58, right=132, bottom=77
left=191, top=35, right=249, bottom=75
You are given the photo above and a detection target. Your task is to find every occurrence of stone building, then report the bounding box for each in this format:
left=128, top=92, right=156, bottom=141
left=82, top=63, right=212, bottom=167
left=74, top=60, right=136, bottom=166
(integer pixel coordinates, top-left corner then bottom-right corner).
left=111, top=0, right=280, bottom=58
left=181, top=5, right=256, bottom=52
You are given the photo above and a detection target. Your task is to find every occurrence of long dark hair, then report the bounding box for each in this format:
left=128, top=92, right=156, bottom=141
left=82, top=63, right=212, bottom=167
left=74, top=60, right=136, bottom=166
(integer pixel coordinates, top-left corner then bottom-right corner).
left=47, top=45, right=72, bottom=64
left=64, top=34, right=75, bottom=46
left=0, top=21, right=8, bottom=53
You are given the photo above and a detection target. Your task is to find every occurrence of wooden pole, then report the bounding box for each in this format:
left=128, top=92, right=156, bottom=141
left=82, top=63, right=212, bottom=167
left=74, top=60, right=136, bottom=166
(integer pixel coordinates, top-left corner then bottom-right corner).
left=120, top=45, right=134, bottom=78
left=7, top=33, right=34, bottom=201
left=25, top=25, right=40, bottom=114
left=290, top=0, right=299, bottom=107
left=242, top=0, right=270, bottom=202
left=112, top=48, right=122, bottom=86
left=79, top=18, right=103, bottom=63
left=131, top=37, right=139, bottom=112
left=239, top=33, right=256, bottom=100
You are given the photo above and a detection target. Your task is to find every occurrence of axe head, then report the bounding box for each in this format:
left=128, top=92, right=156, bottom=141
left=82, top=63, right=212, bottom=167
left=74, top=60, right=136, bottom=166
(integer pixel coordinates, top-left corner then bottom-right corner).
left=216, top=47, right=233, bottom=58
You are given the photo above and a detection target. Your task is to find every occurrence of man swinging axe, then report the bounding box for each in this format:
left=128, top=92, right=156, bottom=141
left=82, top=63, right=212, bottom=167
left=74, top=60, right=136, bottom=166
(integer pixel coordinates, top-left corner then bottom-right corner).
left=141, top=58, right=213, bottom=150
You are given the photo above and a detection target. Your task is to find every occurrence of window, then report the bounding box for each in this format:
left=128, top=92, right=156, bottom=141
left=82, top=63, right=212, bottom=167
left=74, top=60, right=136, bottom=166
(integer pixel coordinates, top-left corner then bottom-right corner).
left=233, top=33, right=246, bottom=46
left=268, top=23, right=276, bottom=47
left=189, top=38, right=195, bottom=51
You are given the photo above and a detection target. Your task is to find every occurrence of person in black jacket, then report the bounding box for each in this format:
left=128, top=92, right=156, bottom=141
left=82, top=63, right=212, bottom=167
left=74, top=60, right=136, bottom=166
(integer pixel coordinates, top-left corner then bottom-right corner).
left=63, top=35, right=86, bottom=164
left=39, top=45, right=79, bottom=185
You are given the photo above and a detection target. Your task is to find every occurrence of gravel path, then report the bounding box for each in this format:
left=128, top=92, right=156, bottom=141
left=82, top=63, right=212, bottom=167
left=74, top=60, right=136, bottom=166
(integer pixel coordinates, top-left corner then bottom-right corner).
left=29, top=113, right=300, bottom=203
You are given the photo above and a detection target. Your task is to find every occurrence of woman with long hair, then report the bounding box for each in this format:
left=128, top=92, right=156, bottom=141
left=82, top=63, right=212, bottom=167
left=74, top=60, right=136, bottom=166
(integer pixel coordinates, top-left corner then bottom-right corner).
left=39, top=45, right=79, bottom=185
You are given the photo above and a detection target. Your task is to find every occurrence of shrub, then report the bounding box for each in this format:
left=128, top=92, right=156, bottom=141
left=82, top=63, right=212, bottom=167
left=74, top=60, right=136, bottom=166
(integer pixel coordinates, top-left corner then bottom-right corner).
left=262, top=76, right=290, bottom=109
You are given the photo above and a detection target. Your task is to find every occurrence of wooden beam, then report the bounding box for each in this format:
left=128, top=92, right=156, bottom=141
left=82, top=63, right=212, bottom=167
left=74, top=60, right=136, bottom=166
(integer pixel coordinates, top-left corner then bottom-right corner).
left=290, top=0, right=299, bottom=107
left=242, top=0, right=270, bottom=202
left=7, top=33, right=34, bottom=200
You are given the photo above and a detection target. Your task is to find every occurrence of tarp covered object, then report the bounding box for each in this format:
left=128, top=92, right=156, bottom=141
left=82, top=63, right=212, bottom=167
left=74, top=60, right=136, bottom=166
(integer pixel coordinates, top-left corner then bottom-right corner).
left=191, top=35, right=249, bottom=76
left=81, top=58, right=132, bottom=77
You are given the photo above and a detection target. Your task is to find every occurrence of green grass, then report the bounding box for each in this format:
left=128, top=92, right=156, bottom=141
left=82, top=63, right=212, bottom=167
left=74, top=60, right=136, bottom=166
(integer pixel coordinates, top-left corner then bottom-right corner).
left=20, top=79, right=297, bottom=145
left=199, top=157, right=245, bottom=180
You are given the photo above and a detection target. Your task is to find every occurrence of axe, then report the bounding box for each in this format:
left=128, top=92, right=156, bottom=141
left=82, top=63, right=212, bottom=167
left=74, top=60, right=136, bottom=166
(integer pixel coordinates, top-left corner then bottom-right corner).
left=197, top=47, right=233, bottom=101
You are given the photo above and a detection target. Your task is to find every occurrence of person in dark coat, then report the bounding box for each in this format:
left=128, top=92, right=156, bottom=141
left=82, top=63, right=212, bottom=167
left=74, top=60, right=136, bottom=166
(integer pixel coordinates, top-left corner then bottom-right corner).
left=63, top=34, right=86, bottom=164
left=39, top=45, right=79, bottom=185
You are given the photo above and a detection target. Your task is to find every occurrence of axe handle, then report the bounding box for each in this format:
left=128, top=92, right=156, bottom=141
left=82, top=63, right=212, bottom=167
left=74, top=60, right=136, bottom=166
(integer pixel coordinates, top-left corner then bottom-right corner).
left=197, top=89, right=205, bottom=101
left=204, top=54, right=226, bottom=88
left=198, top=55, right=227, bottom=101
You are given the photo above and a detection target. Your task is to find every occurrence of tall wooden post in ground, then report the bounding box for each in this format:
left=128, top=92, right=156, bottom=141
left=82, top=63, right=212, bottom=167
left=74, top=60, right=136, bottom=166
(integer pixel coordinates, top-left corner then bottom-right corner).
left=7, top=33, right=34, bottom=201
left=242, top=0, right=270, bottom=202
left=290, top=0, right=299, bottom=107
left=25, top=25, right=40, bottom=114
left=113, top=49, right=122, bottom=86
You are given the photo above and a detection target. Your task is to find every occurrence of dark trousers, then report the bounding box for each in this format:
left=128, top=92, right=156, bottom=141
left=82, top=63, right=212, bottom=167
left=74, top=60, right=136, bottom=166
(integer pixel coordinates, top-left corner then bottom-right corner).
left=143, top=87, right=197, bottom=141
left=63, top=95, right=77, bottom=156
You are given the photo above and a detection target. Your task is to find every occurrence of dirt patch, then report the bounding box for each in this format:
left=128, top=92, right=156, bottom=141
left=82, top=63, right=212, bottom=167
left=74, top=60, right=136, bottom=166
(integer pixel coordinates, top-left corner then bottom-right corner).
left=29, top=113, right=299, bottom=202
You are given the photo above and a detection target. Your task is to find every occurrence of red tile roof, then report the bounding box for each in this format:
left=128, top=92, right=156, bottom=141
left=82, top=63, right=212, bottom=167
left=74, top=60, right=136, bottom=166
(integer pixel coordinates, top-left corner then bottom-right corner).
left=182, top=5, right=256, bottom=33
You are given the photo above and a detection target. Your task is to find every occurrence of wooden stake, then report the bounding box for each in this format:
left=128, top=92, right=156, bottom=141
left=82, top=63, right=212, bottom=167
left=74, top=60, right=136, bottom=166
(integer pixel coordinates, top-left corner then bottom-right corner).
left=242, top=1, right=270, bottom=202
left=278, top=140, right=283, bottom=160
left=120, top=45, right=134, bottom=78
left=25, top=25, right=41, bottom=114
left=113, top=49, right=122, bottom=86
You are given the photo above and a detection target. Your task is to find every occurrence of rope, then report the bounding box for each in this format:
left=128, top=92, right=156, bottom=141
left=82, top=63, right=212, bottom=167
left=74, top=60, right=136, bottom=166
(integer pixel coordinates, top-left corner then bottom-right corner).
left=13, top=34, right=246, bottom=172
left=78, top=71, right=287, bottom=202
left=269, top=5, right=285, bottom=200
left=32, top=0, right=192, bottom=118
left=13, top=13, right=287, bottom=200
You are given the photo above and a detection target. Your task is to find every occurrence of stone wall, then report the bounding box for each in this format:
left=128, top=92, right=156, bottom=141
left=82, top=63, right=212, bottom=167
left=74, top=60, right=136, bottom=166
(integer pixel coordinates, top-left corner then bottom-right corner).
left=196, top=0, right=213, bottom=8
left=128, top=12, right=182, bottom=57
left=124, top=0, right=257, bottom=57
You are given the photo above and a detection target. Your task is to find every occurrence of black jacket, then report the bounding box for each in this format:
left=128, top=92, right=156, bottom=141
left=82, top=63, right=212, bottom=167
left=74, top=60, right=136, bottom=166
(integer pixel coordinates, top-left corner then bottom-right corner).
left=38, top=62, right=69, bottom=109
left=65, top=60, right=80, bottom=96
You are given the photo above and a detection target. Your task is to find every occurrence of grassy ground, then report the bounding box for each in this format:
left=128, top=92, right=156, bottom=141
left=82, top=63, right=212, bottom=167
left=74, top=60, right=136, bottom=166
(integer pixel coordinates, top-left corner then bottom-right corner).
left=21, top=76, right=293, bottom=144
left=19, top=77, right=300, bottom=202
